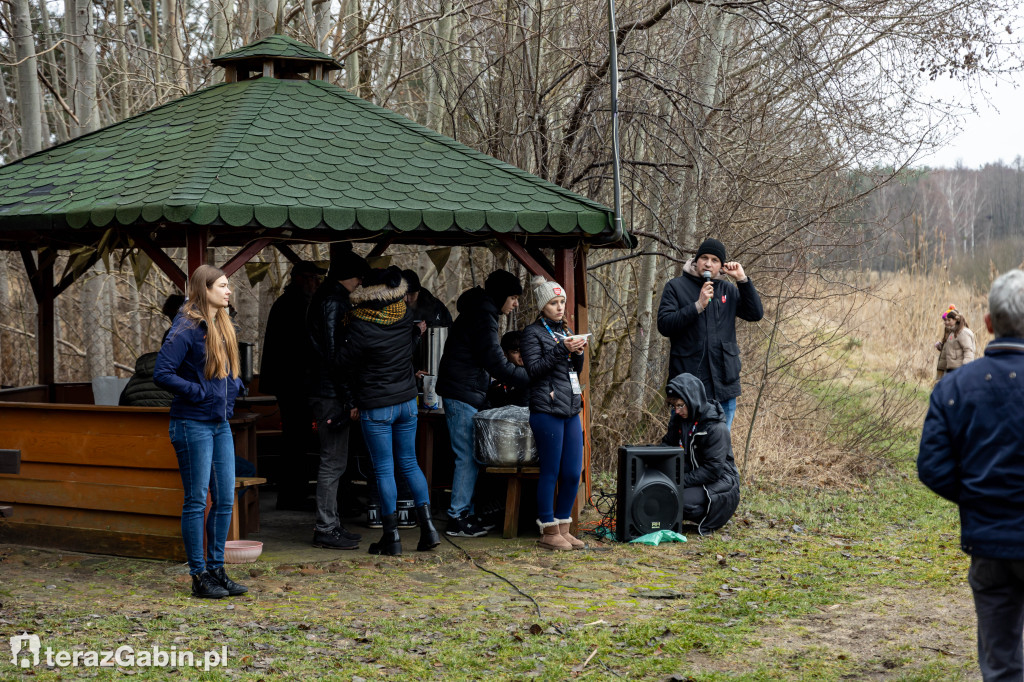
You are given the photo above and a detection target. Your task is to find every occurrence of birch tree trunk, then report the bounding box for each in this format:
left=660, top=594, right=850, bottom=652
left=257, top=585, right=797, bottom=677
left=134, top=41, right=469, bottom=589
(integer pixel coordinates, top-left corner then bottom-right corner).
left=211, top=0, right=234, bottom=74
left=11, top=0, right=42, bottom=155
left=342, top=0, right=360, bottom=91
left=81, top=270, right=114, bottom=379
left=71, top=0, right=101, bottom=135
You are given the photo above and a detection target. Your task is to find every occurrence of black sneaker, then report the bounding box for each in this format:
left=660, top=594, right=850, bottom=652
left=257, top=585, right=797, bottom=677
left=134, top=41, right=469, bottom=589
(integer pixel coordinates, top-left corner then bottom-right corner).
left=209, top=566, right=248, bottom=596
left=334, top=524, right=362, bottom=542
left=470, top=512, right=497, bottom=532
left=446, top=512, right=487, bottom=537
left=312, top=527, right=359, bottom=550
left=191, top=571, right=229, bottom=599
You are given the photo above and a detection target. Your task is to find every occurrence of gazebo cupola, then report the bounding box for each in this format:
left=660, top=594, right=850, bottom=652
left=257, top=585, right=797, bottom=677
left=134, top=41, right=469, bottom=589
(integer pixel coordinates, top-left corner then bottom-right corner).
left=212, top=34, right=344, bottom=83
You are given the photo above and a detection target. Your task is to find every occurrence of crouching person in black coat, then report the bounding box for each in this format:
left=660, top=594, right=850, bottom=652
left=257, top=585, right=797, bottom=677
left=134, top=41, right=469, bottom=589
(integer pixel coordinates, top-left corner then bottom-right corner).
left=661, top=373, right=740, bottom=534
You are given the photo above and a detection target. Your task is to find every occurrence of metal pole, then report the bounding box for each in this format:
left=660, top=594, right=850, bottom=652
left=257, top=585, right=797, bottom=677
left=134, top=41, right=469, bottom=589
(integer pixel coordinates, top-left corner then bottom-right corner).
left=607, top=0, right=624, bottom=243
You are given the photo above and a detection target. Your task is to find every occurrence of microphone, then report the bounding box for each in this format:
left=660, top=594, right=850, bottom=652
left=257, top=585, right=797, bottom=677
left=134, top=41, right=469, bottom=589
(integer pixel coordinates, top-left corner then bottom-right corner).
left=702, top=271, right=712, bottom=283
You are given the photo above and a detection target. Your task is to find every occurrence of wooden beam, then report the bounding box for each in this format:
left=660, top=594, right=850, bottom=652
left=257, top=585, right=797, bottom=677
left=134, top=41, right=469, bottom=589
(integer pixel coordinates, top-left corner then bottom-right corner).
left=0, top=449, right=20, bottom=474
left=525, top=245, right=556, bottom=279
left=496, top=235, right=554, bottom=279
left=134, top=234, right=187, bottom=291
left=186, top=226, right=209, bottom=275
left=53, top=250, right=103, bottom=297
left=221, top=238, right=274, bottom=277
left=19, top=247, right=40, bottom=300
left=574, top=247, right=592, bottom=502
left=367, top=236, right=394, bottom=258
left=37, top=256, right=54, bottom=389
left=274, top=243, right=302, bottom=264
left=555, top=248, right=575, bottom=329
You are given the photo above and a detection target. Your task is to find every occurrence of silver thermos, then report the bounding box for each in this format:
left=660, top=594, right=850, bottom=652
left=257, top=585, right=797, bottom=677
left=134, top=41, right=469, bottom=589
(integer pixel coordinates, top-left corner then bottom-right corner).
left=426, top=327, right=448, bottom=378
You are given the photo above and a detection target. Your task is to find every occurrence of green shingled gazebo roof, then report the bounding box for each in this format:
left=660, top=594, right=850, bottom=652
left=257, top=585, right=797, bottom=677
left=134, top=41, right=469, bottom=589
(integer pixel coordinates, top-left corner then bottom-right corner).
left=0, top=36, right=617, bottom=242
left=211, top=34, right=343, bottom=71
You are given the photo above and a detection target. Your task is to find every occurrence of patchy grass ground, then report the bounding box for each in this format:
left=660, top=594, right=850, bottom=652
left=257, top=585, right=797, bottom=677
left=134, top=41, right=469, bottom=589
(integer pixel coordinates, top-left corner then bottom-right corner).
left=1, top=451, right=978, bottom=681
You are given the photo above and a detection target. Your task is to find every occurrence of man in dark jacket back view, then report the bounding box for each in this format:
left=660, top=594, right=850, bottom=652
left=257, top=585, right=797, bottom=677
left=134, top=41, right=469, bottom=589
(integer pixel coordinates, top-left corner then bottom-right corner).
left=306, top=246, right=369, bottom=550
left=436, top=270, right=529, bottom=537
left=657, top=238, right=763, bottom=430
left=260, top=261, right=324, bottom=510
left=918, top=269, right=1024, bottom=682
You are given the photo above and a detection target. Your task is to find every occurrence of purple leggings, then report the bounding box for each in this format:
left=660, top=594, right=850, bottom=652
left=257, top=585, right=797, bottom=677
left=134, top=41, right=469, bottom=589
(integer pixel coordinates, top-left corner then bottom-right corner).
left=529, top=412, right=583, bottom=523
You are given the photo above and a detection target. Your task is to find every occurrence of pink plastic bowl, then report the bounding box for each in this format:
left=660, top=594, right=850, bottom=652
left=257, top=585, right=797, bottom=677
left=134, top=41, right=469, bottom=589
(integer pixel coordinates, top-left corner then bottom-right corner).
left=224, top=540, right=263, bottom=564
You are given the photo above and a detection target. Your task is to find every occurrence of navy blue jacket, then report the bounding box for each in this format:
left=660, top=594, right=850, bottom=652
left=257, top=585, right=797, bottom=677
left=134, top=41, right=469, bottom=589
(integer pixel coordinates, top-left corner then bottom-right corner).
left=918, top=338, right=1024, bottom=559
left=154, top=314, right=244, bottom=421
left=656, top=260, right=763, bottom=401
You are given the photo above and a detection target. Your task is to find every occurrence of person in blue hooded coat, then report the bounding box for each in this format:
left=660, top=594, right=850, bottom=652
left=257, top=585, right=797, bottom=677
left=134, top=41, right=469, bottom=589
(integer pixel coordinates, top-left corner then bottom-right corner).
left=660, top=373, right=741, bottom=533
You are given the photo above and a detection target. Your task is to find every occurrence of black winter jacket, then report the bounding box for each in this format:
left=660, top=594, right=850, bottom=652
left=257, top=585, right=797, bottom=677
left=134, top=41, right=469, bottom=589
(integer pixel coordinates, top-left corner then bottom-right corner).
left=335, top=282, right=419, bottom=411
left=410, top=288, right=453, bottom=328
left=260, top=284, right=314, bottom=397
left=436, top=287, right=528, bottom=409
left=119, top=352, right=173, bottom=407
left=520, top=318, right=585, bottom=418
left=656, top=259, right=763, bottom=401
left=661, top=373, right=740, bottom=532
left=306, top=279, right=353, bottom=401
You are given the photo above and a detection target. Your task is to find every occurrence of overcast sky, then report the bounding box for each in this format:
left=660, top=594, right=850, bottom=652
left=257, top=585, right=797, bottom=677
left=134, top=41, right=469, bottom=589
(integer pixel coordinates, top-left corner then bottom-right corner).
left=916, top=72, right=1024, bottom=169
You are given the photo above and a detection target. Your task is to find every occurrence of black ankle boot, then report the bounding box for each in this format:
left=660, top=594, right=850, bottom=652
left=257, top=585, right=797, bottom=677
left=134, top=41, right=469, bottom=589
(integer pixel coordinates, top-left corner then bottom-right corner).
left=191, top=571, right=229, bottom=599
left=415, top=503, right=440, bottom=551
left=368, top=513, right=402, bottom=555
left=209, top=566, right=248, bottom=596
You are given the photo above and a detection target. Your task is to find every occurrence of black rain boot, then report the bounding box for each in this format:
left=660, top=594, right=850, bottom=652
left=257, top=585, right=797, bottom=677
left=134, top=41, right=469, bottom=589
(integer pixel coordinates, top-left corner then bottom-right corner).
left=367, top=513, right=402, bottom=556
left=415, top=503, right=440, bottom=551
left=191, top=571, right=229, bottom=599
left=209, top=566, right=248, bottom=596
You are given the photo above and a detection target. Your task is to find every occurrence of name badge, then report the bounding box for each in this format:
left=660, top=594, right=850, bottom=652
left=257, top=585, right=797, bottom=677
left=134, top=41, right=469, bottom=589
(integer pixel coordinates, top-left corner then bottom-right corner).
left=568, top=371, right=582, bottom=395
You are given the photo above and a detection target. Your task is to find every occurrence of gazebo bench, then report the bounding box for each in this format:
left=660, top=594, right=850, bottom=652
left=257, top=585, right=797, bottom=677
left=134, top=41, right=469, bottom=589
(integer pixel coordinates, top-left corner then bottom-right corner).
left=484, top=465, right=541, bottom=539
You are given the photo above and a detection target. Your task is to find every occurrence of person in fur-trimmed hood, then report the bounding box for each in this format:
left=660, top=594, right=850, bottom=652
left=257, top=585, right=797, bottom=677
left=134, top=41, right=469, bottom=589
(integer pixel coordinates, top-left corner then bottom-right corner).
left=657, top=238, right=763, bottom=430
left=660, top=373, right=740, bottom=534
left=336, top=266, right=439, bottom=556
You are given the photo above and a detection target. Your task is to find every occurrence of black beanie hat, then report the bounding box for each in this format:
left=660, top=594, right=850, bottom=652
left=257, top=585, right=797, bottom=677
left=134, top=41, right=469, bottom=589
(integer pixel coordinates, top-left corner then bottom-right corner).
left=328, top=250, right=370, bottom=282
left=695, top=238, right=727, bottom=264
left=401, top=269, right=422, bottom=294
left=484, top=269, right=523, bottom=306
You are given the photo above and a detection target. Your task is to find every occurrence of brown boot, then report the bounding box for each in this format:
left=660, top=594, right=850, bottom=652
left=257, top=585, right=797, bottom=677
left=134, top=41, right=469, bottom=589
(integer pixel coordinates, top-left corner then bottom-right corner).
left=537, top=520, right=572, bottom=551
left=557, top=518, right=585, bottom=549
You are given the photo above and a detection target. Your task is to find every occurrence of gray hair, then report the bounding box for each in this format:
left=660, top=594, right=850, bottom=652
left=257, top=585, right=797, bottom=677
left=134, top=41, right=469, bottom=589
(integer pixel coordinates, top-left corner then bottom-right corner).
left=989, top=269, right=1024, bottom=338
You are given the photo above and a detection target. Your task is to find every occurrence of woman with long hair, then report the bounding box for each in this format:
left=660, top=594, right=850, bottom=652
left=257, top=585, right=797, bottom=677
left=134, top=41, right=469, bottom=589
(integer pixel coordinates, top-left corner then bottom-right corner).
left=336, top=266, right=439, bottom=555
left=935, top=305, right=976, bottom=381
left=520, top=276, right=588, bottom=551
left=154, top=265, right=248, bottom=598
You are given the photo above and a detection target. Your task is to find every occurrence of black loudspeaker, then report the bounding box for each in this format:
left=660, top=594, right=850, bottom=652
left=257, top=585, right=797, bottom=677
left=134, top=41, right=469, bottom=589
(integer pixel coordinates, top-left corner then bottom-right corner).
left=616, top=445, right=685, bottom=542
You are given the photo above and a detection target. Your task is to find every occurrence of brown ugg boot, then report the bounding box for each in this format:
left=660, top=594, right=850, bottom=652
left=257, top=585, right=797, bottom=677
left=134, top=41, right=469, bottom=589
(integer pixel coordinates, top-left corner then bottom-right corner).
left=537, top=520, right=572, bottom=551
left=556, top=518, right=585, bottom=549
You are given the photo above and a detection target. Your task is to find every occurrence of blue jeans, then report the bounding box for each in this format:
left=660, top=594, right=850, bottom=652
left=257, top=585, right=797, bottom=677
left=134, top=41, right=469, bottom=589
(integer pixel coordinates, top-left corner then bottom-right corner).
left=169, top=418, right=235, bottom=576
left=720, top=398, right=736, bottom=430
left=529, top=412, right=583, bottom=522
left=444, top=398, right=479, bottom=519
left=360, top=398, right=429, bottom=516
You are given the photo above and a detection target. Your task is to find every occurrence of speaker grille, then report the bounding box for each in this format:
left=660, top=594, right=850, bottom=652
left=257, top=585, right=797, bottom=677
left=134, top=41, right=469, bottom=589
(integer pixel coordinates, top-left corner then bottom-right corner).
left=629, top=479, right=680, bottom=536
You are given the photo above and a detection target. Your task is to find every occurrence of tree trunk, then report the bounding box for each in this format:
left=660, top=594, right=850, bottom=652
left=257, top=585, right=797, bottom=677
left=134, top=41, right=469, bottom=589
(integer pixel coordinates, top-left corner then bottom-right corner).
left=81, top=270, right=114, bottom=379
left=11, top=0, right=42, bottom=155
left=72, top=0, right=101, bottom=135
left=211, top=0, right=234, bottom=74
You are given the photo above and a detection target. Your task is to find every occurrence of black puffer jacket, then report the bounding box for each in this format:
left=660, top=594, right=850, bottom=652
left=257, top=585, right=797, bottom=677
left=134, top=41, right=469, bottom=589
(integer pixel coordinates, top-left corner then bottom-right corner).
left=118, top=352, right=173, bottom=407
left=306, top=279, right=353, bottom=401
left=520, top=318, right=585, bottom=418
left=336, top=279, right=418, bottom=411
left=661, top=373, right=740, bottom=533
left=436, top=287, right=528, bottom=409
left=656, top=259, right=763, bottom=401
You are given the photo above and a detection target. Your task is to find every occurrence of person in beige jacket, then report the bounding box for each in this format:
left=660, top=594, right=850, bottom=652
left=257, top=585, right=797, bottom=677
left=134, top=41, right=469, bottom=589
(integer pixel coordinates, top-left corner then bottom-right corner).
left=935, top=305, right=976, bottom=380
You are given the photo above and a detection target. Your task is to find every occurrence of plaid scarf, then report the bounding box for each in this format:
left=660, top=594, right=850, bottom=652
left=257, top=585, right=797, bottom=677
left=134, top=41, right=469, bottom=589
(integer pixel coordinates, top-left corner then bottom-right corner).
left=351, top=300, right=407, bottom=325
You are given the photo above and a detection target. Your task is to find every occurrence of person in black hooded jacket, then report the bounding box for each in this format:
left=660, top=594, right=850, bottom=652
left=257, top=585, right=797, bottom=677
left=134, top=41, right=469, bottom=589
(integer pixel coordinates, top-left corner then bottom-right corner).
left=660, top=373, right=741, bottom=534
left=435, top=269, right=528, bottom=537
left=520, top=276, right=588, bottom=551
left=336, top=266, right=439, bottom=556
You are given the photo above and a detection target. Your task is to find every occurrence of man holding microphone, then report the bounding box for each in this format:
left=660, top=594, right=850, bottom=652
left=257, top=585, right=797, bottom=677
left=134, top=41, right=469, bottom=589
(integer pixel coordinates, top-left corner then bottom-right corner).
left=656, top=238, right=764, bottom=430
